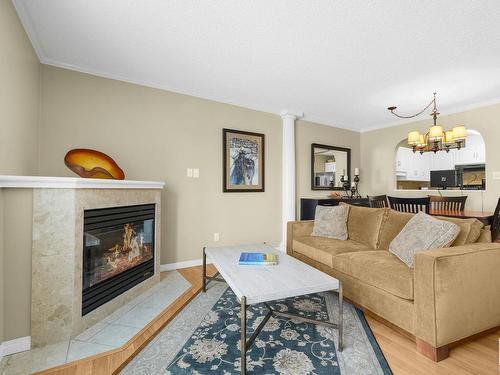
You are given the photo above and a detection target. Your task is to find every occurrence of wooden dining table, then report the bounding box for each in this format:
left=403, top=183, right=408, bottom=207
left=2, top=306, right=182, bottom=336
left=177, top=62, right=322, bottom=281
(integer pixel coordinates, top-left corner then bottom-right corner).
left=429, top=209, right=494, bottom=225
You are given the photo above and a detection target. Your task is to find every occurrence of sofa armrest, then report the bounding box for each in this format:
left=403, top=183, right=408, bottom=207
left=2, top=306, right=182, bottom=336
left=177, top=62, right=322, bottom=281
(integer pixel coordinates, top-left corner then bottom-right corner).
left=414, top=242, right=500, bottom=347
left=286, top=221, right=314, bottom=255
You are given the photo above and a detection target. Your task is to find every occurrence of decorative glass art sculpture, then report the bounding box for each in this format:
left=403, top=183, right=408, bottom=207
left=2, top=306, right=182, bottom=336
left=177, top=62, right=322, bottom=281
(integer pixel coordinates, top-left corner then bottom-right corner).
left=64, top=148, right=125, bottom=180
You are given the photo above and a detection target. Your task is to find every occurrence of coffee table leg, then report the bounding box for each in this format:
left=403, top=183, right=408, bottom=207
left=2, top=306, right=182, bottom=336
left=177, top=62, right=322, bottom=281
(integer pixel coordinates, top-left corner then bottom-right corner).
left=338, top=281, right=343, bottom=351
left=240, top=296, right=247, bottom=375
left=202, top=247, right=207, bottom=293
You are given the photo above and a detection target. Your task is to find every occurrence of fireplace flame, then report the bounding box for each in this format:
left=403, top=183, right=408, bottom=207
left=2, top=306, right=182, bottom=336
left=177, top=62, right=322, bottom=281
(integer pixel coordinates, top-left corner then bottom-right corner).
left=95, top=223, right=153, bottom=279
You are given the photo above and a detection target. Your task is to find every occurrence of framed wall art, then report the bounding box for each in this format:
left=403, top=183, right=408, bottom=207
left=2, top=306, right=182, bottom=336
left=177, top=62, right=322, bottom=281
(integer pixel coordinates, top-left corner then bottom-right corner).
left=223, top=128, right=265, bottom=192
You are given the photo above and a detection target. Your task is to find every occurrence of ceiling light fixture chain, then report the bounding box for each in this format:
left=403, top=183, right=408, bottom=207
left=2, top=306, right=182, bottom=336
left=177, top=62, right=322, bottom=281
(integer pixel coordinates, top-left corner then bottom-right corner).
left=387, top=92, right=437, bottom=119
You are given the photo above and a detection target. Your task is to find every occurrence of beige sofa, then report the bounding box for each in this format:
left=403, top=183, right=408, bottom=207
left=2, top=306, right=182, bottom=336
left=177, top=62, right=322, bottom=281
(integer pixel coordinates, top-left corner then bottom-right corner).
left=287, top=205, right=500, bottom=361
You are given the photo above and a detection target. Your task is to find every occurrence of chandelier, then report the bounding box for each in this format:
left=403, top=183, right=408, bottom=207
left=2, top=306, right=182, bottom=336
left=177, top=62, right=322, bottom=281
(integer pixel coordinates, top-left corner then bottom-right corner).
left=387, top=93, right=467, bottom=154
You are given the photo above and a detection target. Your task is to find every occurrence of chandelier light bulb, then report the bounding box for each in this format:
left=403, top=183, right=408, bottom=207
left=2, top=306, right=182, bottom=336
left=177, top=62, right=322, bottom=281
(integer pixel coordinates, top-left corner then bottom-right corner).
left=417, top=134, right=426, bottom=148
left=428, top=125, right=444, bottom=141
left=444, top=130, right=455, bottom=144
left=407, top=131, right=421, bottom=146
left=452, top=125, right=467, bottom=141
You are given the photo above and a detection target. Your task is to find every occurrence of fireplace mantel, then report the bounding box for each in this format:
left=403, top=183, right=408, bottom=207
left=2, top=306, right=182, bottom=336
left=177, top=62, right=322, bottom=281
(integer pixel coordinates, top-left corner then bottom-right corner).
left=0, top=175, right=165, bottom=189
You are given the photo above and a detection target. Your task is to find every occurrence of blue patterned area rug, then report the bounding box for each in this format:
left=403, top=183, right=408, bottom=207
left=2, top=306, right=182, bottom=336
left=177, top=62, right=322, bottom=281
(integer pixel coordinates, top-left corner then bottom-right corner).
left=121, top=283, right=392, bottom=375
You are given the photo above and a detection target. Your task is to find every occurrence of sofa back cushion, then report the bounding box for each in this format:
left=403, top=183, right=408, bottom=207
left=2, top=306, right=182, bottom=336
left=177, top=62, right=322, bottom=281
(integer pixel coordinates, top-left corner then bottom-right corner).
left=435, top=216, right=483, bottom=246
left=477, top=226, right=492, bottom=243
left=377, top=209, right=414, bottom=250
left=344, top=205, right=386, bottom=249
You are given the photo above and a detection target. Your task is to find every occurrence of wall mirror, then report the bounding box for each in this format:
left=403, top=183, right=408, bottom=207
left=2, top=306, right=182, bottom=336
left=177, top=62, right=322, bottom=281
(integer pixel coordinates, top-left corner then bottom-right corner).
left=395, top=129, right=486, bottom=190
left=311, top=144, right=351, bottom=190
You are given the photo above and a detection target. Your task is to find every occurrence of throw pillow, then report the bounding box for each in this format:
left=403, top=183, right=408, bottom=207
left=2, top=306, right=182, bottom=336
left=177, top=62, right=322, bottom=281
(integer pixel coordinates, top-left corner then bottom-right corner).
left=389, top=212, right=460, bottom=267
left=311, top=205, right=349, bottom=240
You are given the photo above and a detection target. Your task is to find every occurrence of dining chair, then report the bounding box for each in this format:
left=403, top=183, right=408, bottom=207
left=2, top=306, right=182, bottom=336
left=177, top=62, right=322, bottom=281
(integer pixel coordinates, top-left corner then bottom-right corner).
left=428, top=195, right=467, bottom=211
left=491, top=198, right=500, bottom=243
left=368, top=195, right=389, bottom=208
left=388, top=196, right=431, bottom=214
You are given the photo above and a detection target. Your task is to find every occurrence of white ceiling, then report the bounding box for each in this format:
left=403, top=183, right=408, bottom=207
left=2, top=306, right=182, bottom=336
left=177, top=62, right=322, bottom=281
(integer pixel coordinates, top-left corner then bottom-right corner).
left=13, top=0, right=500, bottom=131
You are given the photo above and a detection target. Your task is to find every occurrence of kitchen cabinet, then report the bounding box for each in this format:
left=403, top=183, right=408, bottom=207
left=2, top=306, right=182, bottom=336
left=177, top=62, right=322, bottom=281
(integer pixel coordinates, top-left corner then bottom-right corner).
left=396, top=147, right=410, bottom=172
left=455, top=133, right=485, bottom=165
left=396, top=147, right=430, bottom=181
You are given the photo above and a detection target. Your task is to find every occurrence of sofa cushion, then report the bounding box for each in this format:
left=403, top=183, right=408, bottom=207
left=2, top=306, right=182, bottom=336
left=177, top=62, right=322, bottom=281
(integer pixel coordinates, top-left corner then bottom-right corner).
left=436, top=216, right=483, bottom=245
left=333, top=251, right=414, bottom=300
left=377, top=209, right=414, bottom=250
left=311, top=205, right=349, bottom=240
left=477, top=226, right=492, bottom=243
left=389, top=212, right=460, bottom=267
left=343, top=204, right=386, bottom=249
left=292, top=236, right=371, bottom=268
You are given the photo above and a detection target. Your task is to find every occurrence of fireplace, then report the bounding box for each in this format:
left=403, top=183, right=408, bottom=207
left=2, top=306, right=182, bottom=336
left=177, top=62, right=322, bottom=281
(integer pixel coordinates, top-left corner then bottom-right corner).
left=82, top=204, right=155, bottom=315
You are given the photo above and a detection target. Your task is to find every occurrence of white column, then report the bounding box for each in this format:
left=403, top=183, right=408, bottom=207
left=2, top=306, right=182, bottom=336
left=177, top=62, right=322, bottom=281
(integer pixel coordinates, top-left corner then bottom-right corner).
left=280, top=111, right=303, bottom=252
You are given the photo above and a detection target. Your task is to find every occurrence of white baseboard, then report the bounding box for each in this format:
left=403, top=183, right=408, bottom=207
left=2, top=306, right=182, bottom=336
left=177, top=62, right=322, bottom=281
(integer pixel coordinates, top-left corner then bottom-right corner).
left=0, top=336, right=31, bottom=357
left=160, top=258, right=211, bottom=272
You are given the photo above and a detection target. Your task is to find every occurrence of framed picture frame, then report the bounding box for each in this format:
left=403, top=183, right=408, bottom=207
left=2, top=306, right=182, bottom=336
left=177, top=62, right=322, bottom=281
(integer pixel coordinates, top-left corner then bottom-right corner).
left=223, top=128, right=265, bottom=192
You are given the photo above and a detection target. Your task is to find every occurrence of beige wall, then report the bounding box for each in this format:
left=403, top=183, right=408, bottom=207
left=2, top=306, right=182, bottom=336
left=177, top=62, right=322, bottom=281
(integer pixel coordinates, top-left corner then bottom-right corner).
left=0, top=0, right=40, bottom=175
left=39, top=65, right=283, bottom=265
left=360, top=103, right=500, bottom=212
left=2, top=189, right=33, bottom=341
left=296, top=120, right=361, bottom=217
left=0, top=0, right=40, bottom=343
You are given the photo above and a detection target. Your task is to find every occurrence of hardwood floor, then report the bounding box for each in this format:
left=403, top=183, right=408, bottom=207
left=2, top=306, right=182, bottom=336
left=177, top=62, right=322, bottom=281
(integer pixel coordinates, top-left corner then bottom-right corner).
left=367, top=315, right=500, bottom=375
left=36, top=265, right=500, bottom=375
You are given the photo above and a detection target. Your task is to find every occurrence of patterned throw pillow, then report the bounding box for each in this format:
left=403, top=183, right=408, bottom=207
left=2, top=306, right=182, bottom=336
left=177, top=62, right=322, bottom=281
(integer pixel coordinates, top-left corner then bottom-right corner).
left=311, top=205, right=349, bottom=240
left=389, top=212, right=460, bottom=267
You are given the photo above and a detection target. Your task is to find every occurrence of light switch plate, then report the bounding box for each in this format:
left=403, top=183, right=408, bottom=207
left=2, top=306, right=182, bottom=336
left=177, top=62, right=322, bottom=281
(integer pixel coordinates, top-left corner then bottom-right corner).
left=493, top=171, right=500, bottom=180
left=213, top=233, right=220, bottom=242
left=187, top=168, right=193, bottom=177
left=193, top=168, right=199, bottom=178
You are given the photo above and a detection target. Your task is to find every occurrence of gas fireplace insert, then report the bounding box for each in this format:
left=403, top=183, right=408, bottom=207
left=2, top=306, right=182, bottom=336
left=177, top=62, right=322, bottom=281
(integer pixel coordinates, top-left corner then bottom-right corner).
left=82, top=204, right=155, bottom=315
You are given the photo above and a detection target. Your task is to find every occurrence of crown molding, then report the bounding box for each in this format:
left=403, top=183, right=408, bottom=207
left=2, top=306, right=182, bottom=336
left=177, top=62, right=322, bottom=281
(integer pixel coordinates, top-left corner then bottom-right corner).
left=37, top=60, right=500, bottom=135
left=12, top=0, right=46, bottom=62
left=43, top=57, right=287, bottom=118
left=44, top=57, right=368, bottom=132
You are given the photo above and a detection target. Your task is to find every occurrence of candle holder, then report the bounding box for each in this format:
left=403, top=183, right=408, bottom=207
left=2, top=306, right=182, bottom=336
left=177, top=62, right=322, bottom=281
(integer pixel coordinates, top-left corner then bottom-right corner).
left=340, top=175, right=351, bottom=198
left=339, top=173, right=361, bottom=199
left=352, top=174, right=361, bottom=199
left=350, top=184, right=357, bottom=197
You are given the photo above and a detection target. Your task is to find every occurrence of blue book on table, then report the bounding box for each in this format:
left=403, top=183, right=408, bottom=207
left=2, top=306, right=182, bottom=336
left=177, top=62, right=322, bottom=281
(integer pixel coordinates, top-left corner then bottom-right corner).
left=238, top=252, right=278, bottom=265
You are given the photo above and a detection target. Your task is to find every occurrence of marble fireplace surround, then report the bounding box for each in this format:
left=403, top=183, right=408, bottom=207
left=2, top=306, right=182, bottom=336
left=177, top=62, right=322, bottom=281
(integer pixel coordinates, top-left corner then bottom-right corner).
left=4, top=176, right=167, bottom=348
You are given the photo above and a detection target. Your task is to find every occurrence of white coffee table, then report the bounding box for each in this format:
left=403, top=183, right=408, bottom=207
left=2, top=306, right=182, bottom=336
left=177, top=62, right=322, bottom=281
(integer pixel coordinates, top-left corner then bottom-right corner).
left=202, top=243, right=343, bottom=375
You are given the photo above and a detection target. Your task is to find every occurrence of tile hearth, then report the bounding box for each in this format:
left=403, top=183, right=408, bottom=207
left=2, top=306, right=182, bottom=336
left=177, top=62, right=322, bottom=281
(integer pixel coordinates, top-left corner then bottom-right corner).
left=0, top=271, right=190, bottom=375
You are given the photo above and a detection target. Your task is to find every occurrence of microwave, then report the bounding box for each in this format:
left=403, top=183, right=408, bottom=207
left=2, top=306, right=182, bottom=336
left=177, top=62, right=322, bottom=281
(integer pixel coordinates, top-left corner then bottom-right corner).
left=455, top=164, right=485, bottom=190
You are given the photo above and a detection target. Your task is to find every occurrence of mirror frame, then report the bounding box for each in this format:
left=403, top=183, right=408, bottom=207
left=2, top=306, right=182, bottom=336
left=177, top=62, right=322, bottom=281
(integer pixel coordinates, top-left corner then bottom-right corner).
left=311, top=143, right=351, bottom=191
